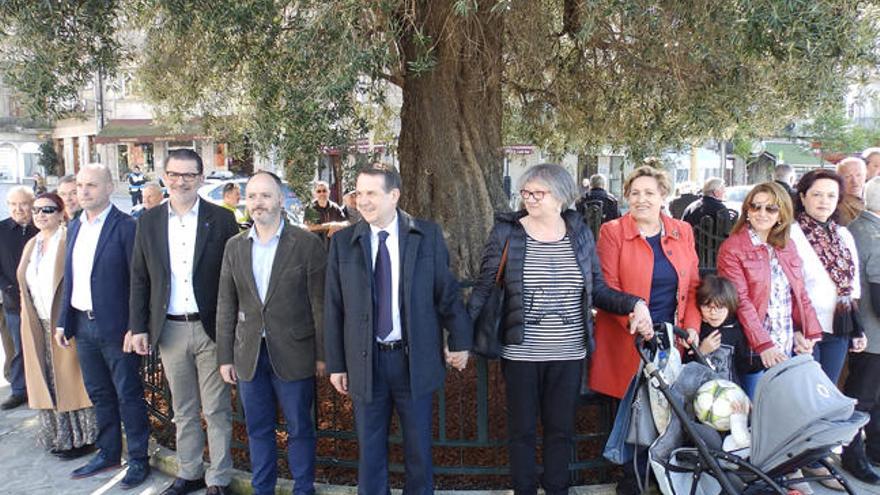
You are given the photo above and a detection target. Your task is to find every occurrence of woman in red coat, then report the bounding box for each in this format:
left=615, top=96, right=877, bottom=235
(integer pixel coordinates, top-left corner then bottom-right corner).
left=716, top=182, right=822, bottom=398
left=590, top=166, right=702, bottom=401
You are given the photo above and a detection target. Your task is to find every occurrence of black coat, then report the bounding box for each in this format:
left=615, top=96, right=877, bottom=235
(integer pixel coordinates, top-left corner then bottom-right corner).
left=129, top=200, right=239, bottom=344
left=576, top=188, right=620, bottom=224
left=467, top=209, right=640, bottom=355
left=682, top=196, right=738, bottom=229
left=0, top=218, right=37, bottom=314
left=323, top=209, right=472, bottom=402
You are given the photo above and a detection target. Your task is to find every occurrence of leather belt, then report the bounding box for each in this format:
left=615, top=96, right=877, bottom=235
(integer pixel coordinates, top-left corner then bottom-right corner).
left=76, top=309, right=96, bottom=320
left=166, top=313, right=200, bottom=322
left=376, top=340, right=404, bottom=351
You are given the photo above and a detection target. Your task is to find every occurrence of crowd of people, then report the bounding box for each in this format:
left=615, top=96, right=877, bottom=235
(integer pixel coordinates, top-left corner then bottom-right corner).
left=1, top=147, right=880, bottom=495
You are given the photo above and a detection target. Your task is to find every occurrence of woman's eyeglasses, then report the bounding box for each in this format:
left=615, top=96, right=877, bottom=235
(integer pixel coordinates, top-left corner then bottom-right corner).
left=519, top=189, right=548, bottom=201
left=32, top=206, right=60, bottom=215
left=748, top=203, right=780, bottom=214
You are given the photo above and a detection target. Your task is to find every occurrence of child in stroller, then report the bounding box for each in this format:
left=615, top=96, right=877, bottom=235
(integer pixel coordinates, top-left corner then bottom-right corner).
left=640, top=326, right=868, bottom=495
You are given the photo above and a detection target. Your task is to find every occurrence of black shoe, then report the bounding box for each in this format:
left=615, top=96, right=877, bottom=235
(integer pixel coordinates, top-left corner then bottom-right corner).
left=843, top=434, right=880, bottom=484
left=159, top=477, right=206, bottom=495
left=53, top=444, right=96, bottom=460
left=205, top=486, right=231, bottom=495
left=120, top=460, right=150, bottom=489
left=71, top=453, right=121, bottom=479
left=0, top=394, right=27, bottom=410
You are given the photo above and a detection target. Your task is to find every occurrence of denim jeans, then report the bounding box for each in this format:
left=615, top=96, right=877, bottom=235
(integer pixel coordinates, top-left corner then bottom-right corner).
left=3, top=311, right=25, bottom=396
left=74, top=311, right=150, bottom=462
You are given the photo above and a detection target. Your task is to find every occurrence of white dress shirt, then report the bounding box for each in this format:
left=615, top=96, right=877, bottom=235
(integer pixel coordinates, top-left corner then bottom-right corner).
left=26, top=227, right=63, bottom=321
left=370, top=213, right=402, bottom=343
left=71, top=204, right=112, bottom=311
left=790, top=222, right=861, bottom=334
left=167, top=200, right=200, bottom=315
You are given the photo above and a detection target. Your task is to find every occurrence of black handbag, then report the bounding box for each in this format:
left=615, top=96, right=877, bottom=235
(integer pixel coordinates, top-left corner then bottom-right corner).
left=473, top=240, right=510, bottom=359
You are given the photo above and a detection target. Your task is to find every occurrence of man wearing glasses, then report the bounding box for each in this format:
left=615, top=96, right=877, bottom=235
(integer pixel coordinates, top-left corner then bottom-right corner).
left=127, top=149, right=239, bottom=495
left=304, top=180, right=346, bottom=247
left=0, top=185, right=37, bottom=409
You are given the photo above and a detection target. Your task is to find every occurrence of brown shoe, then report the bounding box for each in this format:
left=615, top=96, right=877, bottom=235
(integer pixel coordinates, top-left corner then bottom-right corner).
left=205, top=486, right=230, bottom=495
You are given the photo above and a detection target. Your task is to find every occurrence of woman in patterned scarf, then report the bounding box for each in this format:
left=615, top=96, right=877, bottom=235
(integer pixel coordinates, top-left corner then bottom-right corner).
left=790, top=168, right=878, bottom=487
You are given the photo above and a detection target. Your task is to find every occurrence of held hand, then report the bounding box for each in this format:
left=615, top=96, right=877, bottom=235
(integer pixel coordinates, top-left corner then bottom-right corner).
left=122, top=330, right=133, bottom=353
left=793, top=332, right=815, bottom=355
left=628, top=301, right=654, bottom=340
left=127, top=333, right=150, bottom=356
left=55, top=328, right=70, bottom=348
left=316, top=360, right=327, bottom=377
left=330, top=372, right=349, bottom=396
left=760, top=347, right=788, bottom=368
left=851, top=335, right=868, bottom=353
left=444, top=349, right=469, bottom=371
left=678, top=327, right=699, bottom=349
left=219, top=364, right=238, bottom=385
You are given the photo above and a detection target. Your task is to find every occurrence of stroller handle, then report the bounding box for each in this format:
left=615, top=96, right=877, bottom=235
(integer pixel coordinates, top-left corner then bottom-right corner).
left=635, top=323, right=715, bottom=370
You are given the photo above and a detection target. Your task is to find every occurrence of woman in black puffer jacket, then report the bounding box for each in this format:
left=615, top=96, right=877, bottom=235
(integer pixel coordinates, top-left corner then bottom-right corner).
left=468, top=163, right=653, bottom=495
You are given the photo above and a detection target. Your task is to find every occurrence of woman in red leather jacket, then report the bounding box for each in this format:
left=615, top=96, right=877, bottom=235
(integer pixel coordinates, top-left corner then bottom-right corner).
left=716, top=182, right=822, bottom=397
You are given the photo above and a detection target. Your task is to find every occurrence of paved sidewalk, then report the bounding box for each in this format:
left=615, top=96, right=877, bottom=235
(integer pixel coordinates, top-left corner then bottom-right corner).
left=0, top=384, right=176, bottom=495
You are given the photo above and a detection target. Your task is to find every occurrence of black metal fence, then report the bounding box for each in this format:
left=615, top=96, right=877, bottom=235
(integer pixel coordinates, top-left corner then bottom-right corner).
left=140, top=207, right=734, bottom=489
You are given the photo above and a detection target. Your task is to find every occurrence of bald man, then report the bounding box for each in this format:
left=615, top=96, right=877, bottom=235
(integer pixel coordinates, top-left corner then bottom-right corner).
left=57, top=164, right=151, bottom=488
left=837, top=157, right=868, bottom=226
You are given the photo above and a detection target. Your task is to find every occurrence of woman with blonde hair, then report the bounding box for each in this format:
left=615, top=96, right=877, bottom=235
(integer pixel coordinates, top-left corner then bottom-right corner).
left=716, top=182, right=822, bottom=397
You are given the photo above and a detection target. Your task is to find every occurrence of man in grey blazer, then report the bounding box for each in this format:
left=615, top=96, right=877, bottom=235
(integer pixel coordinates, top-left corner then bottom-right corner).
left=127, top=149, right=239, bottom=495
left=216, top=171, right=326, bottom=495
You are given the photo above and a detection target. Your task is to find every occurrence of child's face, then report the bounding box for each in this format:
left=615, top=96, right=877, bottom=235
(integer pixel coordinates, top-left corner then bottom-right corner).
left=700, top=303, right=729, bottom=327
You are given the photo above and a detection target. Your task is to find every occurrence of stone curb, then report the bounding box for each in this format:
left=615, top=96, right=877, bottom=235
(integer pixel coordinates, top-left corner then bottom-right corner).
left=146, top=438, right=619, bottom=495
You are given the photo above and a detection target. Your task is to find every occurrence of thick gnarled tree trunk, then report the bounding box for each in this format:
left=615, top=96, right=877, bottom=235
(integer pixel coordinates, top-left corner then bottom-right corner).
left=397, top=1, right=506, bottom=280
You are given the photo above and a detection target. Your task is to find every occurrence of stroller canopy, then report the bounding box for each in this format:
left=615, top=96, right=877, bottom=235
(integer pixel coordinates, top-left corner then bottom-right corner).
left=750, top=355, right=868, bottom=470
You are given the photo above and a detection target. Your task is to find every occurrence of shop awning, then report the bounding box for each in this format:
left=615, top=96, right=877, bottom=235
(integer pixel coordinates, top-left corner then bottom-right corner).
left=94, top=119, right=207, bottom=144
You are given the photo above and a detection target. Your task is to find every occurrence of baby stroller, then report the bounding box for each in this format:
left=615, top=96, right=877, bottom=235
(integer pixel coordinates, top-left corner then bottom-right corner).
left=637, top=327, right=868, bottom=495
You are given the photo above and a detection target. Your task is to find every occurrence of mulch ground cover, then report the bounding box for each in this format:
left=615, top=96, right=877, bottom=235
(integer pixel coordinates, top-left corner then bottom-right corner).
left=145, top=360, right=620, bottom=489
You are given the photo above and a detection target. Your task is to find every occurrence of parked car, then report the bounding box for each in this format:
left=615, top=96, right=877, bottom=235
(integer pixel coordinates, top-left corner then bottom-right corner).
left=198, top=178, right=304, bottom=225
left=724, top=184, right=754, bottom=214
left=204, top=170, right=237, bottom=182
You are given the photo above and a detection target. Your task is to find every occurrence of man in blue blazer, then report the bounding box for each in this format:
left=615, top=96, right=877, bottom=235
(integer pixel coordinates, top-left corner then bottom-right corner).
left=55, top=164, right=151, bottom=488
left=324, top=164, right=472, bottom=494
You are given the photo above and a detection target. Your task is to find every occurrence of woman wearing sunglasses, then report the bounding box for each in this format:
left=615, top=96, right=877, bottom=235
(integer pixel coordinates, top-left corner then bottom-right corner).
left=16, top=192, right=96, bottom=458
left=716, top=182, right=822, bottom=398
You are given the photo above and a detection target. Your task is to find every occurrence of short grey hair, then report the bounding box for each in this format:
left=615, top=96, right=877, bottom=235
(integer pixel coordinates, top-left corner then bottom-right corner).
left=836, top=157, right=866, bottom=175
left=589, top=173, right=607, bottom=189
left=79, top=163, right=113, bottom=184
left=703, top=177, right=725, bottom=195
left=865, top=177, right=880, bottom=211
left=517, top=163, right=579, bottom=209
left=862, top=147, right=880, bottom=162
left=313, top=180, right=329, bottom=191
left=6, top=185, right=34, bottom=202
left=143, top=182, right=163, bottom=195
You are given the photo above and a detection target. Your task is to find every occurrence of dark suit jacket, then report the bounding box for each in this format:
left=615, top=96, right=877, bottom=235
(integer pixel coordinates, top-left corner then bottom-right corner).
left=129, top=200, right=239, bottom=345
left=323, top=209, right=472, bottom=403
left=216, top=222, right=326, bottom=381
left=59, top=206, right=136, bottom=341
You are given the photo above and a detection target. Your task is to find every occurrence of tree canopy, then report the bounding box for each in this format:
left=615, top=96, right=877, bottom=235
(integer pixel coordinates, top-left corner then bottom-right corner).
left=2, top=0, right=878, bottom=274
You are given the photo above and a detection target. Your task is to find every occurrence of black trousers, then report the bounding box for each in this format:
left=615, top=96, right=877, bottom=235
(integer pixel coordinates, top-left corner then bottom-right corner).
left=502, top=358, right=583, bottom=495
left=844, top=352, right=880, bottom=458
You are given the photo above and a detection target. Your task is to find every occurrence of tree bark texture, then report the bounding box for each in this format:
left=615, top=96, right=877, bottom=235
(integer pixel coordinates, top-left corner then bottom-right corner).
left=397, top=1, right=506, bottom=280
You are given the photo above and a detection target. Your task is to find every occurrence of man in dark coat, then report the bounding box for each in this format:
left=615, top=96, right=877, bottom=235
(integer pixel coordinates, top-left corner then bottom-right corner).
left=324, top=163, right=472, bottom=494
left=127, top=149, right=239, bottom=495
left=0, top=185, right=37, bottom=409
left=575, top=173, right=620, bottom=224
left=682, top=177, right=738, bottom=229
